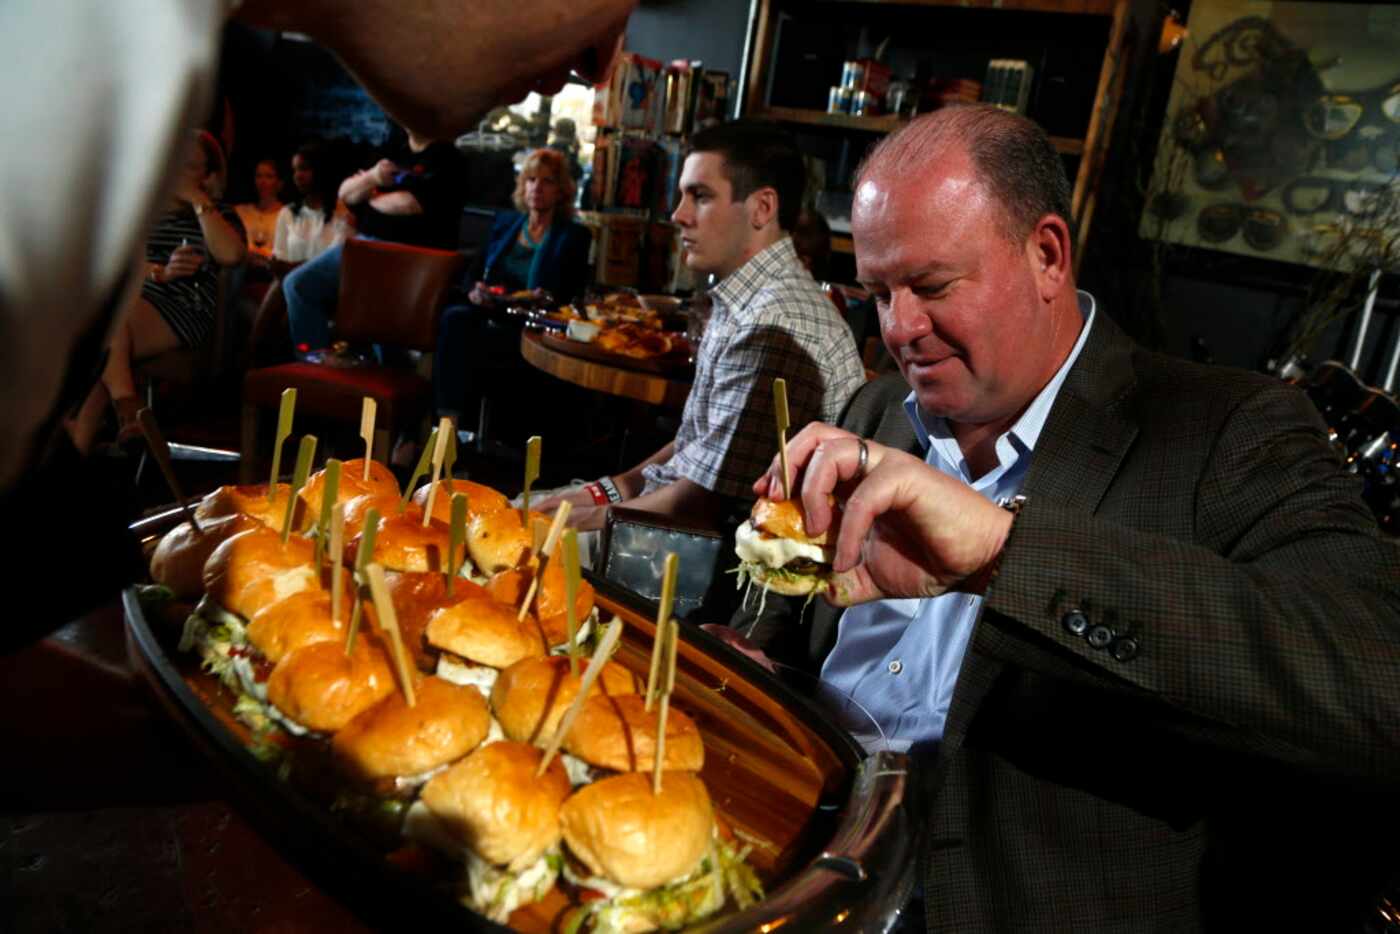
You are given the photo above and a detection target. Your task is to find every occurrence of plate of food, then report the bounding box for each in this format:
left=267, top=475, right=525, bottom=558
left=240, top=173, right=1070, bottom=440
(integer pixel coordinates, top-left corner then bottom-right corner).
left=125, top=468, right=911, bottom=933
left=541, top=324, right=694, bottom=377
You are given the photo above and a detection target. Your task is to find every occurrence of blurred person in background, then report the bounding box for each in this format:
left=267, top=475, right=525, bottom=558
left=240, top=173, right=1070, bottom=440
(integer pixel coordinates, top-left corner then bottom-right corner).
left=234, top=157, right=285, bottom=267
left=68, top=130, right=246, bottom=450
left=434, top=147, right=592, bottom=429
left=272, top=141, right=351, bottom=274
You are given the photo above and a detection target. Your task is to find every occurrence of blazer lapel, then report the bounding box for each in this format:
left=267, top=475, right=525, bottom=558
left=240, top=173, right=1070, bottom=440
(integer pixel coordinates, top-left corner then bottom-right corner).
left=933, top=313, right=1140, bottom=786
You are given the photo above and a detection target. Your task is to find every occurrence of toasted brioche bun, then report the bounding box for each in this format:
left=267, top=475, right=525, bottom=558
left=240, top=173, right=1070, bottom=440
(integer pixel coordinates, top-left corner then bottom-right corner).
left=339, top=492, right=411, bottom=541
left=425, top=598, right=546, bottom=669
left=491, top=656, right=640, bottom=746
left=411, top=477, right=510, bottom=524
left=560, top=772, right=714, bottom=890
left=563, top=693, right=704, bottom=773
left=202, top=526, right=319, bottom=619
left=466, top=508, right=546, bottom=574
left=382, top=570, right=490, bottom=672
left=266, top=638, right=397, bottom=733
left=351, top=511, right=452, bottom=573
left=419, top=741, right=570, bottom=870
left=333, top=675, right=490, bottom=781
left=750, top=496, right=834, bottom=545
left=197, top=483, right=308, bottom=532
left=342, top=458, right=401, bottom=499
left=149, top=513, right=259, bottom=600
left=300, top=462, right=398, bottom=528
left=486, top=563, right=595, bottom=647
left=245, top=589, right=351, bottom=664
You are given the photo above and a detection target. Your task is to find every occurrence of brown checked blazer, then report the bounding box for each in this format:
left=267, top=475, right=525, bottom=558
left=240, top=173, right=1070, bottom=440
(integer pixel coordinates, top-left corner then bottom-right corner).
left=804, top=314, right=1400, bottom=932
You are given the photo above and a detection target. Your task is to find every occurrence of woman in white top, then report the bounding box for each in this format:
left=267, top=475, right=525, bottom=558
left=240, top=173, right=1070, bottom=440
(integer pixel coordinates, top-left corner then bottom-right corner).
left=273, top=142, right=350, bottom=272
left=234, top=158, right=285, bottom=265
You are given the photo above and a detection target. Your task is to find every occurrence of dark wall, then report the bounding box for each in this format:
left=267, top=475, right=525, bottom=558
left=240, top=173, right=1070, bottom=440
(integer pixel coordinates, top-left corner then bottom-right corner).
left=624, top=0, right=751, bottom=97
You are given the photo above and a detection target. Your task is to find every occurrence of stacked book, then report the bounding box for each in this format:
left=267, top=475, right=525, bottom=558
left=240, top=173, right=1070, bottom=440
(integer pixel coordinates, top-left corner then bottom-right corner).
left=980, top=60, right=1034, bottom=114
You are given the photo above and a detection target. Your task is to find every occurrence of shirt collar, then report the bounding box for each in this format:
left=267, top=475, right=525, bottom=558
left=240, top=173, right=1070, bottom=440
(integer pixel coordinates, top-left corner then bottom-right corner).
left=710, top=236, right=801, bottom=315
left=903, top=290, right=1097, bottom=455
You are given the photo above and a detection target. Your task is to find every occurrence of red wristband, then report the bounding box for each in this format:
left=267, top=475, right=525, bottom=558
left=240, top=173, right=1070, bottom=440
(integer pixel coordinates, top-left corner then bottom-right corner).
left=585, top=483, right=609, bottom=506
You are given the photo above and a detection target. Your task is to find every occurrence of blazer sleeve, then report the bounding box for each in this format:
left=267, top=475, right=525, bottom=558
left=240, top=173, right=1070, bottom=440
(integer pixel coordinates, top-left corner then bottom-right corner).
left=980, top=379, right=1400, bottom=781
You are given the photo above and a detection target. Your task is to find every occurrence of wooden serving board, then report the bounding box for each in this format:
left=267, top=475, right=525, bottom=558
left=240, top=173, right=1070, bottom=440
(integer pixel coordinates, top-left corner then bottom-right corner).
left=539, top=329, right=694, bottom=377
left=124, top=534, right=862, bottom=933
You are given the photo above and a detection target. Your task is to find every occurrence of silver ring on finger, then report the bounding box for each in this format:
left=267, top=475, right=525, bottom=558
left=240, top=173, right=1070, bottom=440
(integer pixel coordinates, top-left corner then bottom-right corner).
left=856, top=438, right=869, bottom=479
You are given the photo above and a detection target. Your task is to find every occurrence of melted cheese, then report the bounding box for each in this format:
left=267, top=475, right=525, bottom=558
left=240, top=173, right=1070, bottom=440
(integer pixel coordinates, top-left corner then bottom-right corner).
left=733, top=520, right=830, bottom=568
left=435, top=655, right=499, bottom=697
left=270, top=566, right=319, bottom=602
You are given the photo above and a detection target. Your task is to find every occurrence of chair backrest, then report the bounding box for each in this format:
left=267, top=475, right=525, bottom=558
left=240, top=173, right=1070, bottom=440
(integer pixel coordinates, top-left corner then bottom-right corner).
left=335, top=238, right=466, bottom=350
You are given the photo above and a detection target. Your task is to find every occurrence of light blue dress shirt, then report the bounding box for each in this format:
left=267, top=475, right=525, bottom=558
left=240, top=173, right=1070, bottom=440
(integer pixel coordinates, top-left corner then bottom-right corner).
left=821, top=292, right=1097, bottom=753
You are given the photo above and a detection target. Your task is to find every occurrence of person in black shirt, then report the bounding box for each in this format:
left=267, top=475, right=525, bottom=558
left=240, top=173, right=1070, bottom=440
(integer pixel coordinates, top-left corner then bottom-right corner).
left=283, top=130, right=467, bottom=354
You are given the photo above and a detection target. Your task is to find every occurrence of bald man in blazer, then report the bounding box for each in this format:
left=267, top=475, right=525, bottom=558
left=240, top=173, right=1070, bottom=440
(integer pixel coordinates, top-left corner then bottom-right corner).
left=736, top=105, right=1400, bottom=931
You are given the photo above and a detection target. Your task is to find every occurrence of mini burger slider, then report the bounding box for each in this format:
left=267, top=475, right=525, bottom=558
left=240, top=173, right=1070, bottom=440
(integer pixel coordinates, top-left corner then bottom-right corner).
left=558, top=772, right=763, bottom=932
left=466, top=507, right=547, bottom=575
left=406, top=741, right=571, bottom=922
left=299, top=459, right=400, bottom=526
left=227, top=588, right=353, bottom=730
left=491, top=655, right=639, bottom=748
left=149, top=512, right=259, bottom=600
left=351, top=510, right=453, bottom=575
left=733, top=496, right=838, bottom=597
left=196, top=482, right=308, bottom=533
left=486, top=558, right=596, bottom=649
left=562, top=693, right=704, bottom=774
left=411, top=477, right=510, bottom=524
left=265, top=637, right=397, bottom=735
left=424, top=597, right=546, bottom=697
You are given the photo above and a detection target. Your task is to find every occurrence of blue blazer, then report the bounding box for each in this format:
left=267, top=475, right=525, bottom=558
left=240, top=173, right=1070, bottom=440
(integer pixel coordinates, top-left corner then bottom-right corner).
left=480, top=211, right=592, bottom=302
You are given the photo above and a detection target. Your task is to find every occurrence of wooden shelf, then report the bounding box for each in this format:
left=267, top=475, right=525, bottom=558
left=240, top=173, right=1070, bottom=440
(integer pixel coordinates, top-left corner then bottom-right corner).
left=758, top=106, right=1084, bottom=154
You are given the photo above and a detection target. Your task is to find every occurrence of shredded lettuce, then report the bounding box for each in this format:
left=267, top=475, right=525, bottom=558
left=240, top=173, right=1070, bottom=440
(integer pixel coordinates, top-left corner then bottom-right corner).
left=463, top=847, right=560, bottom=923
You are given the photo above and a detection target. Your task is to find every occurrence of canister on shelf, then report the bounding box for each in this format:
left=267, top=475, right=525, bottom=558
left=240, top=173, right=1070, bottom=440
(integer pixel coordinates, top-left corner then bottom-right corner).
left=842, top=60, right=866, bottom=90
left=830, top=85, right=853, bottom=114
left=851, top=90, right=877, bottom=117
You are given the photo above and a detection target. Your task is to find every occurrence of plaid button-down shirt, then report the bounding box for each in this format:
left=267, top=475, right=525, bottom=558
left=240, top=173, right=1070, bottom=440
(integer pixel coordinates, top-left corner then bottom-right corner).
left=642, top=236, right=865, bottom=499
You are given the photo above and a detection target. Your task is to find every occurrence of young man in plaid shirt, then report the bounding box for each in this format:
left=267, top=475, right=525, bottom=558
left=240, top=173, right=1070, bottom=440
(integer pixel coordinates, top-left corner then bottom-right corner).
left=541, top=121, right=864, bottom=531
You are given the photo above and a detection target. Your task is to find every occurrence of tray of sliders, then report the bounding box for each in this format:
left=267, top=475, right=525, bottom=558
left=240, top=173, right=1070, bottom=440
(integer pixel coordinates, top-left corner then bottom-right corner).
left=123, top=409, right=911, bottom=933
left=541, top=303, right=693, bottom=377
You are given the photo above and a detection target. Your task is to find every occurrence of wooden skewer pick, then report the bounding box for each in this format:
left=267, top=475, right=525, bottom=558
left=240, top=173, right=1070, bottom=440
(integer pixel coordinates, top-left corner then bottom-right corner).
left=269, top=388, right=297, bottom=489
left=136, top=408, right=200, bottom=533
left=280, top=435, right=317, bottom=544
left=645, top=553, right=680, bottom=711
left=562, top=528, right=582, bottom=676
left=537, top=618, right=623, bottom=776
left=314, top=458, right=342, bottom=567
left=345, top=506, right=380, bottom=655
left=652, top=620, right=678, bottom=795
left=359, top=398, right=376, bottom=482
left=365, top=563, right=416, bottom=707
left=447, top=493, right=468, bottom=595
left=773, top=377, right=791, bottom=501
left=421, top=416, right=451, bottom=528
left=400, top=426, right=440, bottom=513
left=443, top=421, right=458, bottom=485
left=329, top=506, right=345, bottom=626
left=521, top=435, right=542, bottom=522
left=517, top=501, right=572, bottom=622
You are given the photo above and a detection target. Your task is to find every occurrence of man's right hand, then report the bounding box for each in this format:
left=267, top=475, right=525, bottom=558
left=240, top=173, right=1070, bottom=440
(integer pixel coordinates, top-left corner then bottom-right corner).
left=372, top=159, right=401, bottom=187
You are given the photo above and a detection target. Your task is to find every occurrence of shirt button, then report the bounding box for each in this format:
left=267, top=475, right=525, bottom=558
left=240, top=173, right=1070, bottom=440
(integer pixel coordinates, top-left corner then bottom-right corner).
left=1062, top=609, right=1090, bottom=637
left=888, top=659, right=903, bottom=675
left=1087, top=625, right=1115, bottom=649
left=1111, top=637, right=1140, bottom=662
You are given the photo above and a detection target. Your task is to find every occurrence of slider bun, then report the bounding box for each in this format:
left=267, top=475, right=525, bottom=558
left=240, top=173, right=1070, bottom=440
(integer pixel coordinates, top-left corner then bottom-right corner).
left=424, top=598, right=546, bottom=669
left=354, top=512, right=452, bottom=573
left=749, top=564, right=826, bottom=597
left=560, top=772, right=714, bottom=890
left=149, top=513, right=259, bottom=600
left=339, top=493, right=411, bottom=542
left=419, top=741, right=570, bottom=870
left=333, top=675, right=490, bottom=781
left=300, top=462, right=398, bottom=528
left=202, top=526, right=319, bottom=619
left=411, top=478, right=510, bottom=524
left=562, top=693, right=704, bottom=773
left=382, top=570, right=490, bottom=672
left=266, top=638, right=397, bottom=733
left=197, top=483, right=308, bottom=533
left=750, top=496, right=834, bottom=546
left=491, top=656, right=640, bottom=746
left=340, top=458, right=401, bottom=499
left=486, top=563, right=595, bottom=647
left=245, top=588, right=350, bottom=664
left=466, top=508, right=547, bottom=574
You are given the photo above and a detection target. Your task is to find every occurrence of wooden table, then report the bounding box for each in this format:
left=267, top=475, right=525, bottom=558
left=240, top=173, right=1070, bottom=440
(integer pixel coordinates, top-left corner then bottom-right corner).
left=520, top=330, right=691, bottom=408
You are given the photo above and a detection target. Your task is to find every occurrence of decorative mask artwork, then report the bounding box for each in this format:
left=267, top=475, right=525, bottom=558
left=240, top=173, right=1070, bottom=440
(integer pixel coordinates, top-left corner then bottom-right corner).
left=1142, top=2, right=1400, bottom=270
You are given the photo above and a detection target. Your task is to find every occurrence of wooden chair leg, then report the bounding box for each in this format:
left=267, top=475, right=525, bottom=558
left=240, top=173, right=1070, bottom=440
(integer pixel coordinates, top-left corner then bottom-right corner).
left=240, top=403, right=259, bottom=484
